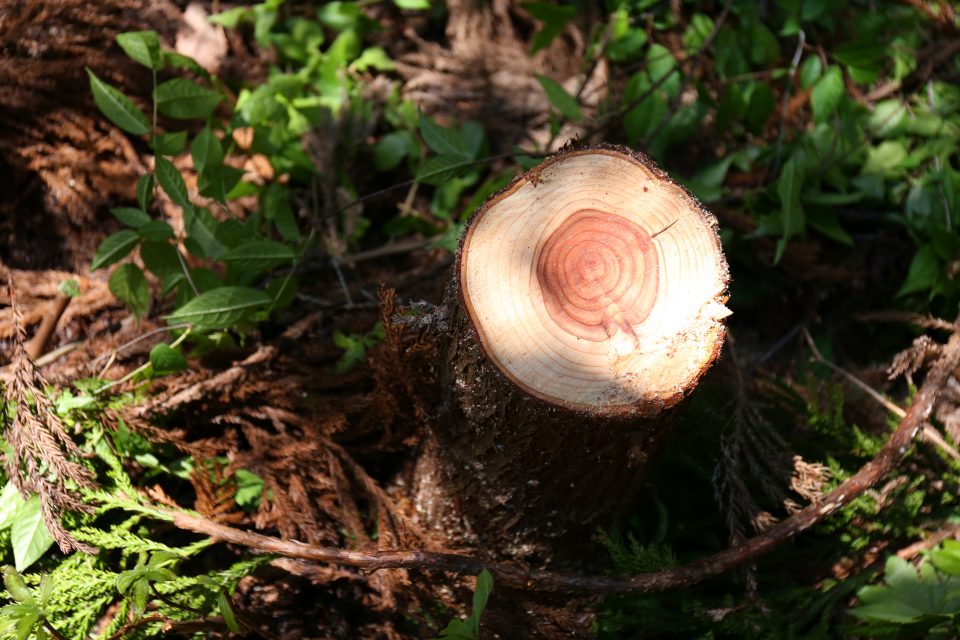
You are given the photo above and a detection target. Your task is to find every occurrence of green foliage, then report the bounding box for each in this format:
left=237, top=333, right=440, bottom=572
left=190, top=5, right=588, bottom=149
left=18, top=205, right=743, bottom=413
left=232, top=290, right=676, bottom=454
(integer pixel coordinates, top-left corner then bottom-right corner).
left=436, top=570, right=493, bottom=640
left=849, top=544, right=960, bottom=637
left=334, top=321, right=385, bottom=372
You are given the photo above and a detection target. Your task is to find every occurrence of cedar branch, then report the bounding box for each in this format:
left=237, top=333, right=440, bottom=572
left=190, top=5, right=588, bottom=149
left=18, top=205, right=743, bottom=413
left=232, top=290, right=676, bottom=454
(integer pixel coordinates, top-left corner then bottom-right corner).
left=170, top=326, right=960, bottom=594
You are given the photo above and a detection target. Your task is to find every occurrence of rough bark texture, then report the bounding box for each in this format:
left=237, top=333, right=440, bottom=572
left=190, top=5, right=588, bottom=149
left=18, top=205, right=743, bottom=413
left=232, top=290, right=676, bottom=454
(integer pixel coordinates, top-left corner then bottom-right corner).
left=415, top=294, right=672, bottom=561
left=414, top=146, right=729, bottom=563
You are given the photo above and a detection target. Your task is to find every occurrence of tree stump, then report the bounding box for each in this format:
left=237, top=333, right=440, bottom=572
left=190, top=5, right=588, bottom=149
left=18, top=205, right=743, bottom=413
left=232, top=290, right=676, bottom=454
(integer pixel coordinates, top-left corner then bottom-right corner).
left=414, top=145, right=730, bottom=561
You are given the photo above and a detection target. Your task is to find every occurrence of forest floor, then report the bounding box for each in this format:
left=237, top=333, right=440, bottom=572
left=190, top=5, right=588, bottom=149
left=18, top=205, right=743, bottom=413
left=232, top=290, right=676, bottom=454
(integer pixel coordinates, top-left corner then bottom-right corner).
left=2, top=1, right=960, bottom=639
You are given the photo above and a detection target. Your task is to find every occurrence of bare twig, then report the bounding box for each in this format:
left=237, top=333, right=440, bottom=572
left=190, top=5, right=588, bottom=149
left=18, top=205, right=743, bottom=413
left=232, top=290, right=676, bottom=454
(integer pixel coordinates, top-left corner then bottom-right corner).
left=803, top=328, right=960, bottom=462
left=170, top=328, right=960, bottom=594
left=25, top=294, right=70, bottom=360
left=857, top=311, right=957, bottom=332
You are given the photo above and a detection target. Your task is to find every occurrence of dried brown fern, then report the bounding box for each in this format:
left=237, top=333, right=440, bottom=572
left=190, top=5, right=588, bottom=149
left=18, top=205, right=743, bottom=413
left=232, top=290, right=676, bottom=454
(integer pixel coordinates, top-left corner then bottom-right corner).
left=3, top=279, right=96, bottom=553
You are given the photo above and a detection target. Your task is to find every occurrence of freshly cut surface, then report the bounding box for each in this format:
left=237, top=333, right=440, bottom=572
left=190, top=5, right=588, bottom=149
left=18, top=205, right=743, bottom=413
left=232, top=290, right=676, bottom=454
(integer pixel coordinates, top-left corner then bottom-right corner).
left=459, top=147, right=730, bottom=414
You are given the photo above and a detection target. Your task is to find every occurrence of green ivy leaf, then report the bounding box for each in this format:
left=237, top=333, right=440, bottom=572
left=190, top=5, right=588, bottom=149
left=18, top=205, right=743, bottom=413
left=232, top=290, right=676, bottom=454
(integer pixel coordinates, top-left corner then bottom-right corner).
left=222, top=240, right=296, bottom=272
left=536, top=74, right=583, bottom=121
left=136, top=173, right=155, bottom=212
left=92, top=230, right=140, bottom=271
left=116, top=31, right=163, bottom=70
left=109, top=264, right=150, bottom=318
left=191, top=125, right=224, bottom=177
left=165, top=286, right=272, bottom=330
left=810, top=66, right=844, bottom=124
left=86, top=68, right=150, bottom=136
left=149, top=344, right=187, bottom=375
left=155, top=156, right=190, bottom=208
left=10, top=496, right=55, bottom=572
left=111, top=207, right=151, bottom=229
left=154, top=78, right=223, bottom=119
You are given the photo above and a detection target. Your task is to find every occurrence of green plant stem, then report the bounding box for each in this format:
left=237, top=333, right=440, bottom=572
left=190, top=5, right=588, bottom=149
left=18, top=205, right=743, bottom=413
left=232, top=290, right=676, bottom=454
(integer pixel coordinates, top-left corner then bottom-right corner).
left=94, top=328, right=192, bottom=396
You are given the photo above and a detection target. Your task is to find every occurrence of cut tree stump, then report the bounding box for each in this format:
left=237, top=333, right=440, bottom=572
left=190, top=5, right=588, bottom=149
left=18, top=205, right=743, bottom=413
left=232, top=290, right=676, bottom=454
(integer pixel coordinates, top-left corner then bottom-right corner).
left=414, top=145, right=730, bottom=561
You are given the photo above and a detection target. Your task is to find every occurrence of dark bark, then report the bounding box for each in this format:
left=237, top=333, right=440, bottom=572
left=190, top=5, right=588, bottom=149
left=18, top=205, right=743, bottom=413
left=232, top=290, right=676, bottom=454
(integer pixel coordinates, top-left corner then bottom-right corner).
left=413, top=288, right=673, bottom=562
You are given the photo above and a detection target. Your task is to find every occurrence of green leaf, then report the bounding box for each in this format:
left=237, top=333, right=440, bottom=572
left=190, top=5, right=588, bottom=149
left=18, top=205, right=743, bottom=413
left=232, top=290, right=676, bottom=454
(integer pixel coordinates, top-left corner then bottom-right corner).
left=165, top=286, right=271, bottom=330
left=138, top=220, right=174, bottom=242
left=749, top=22, right=780, bottom=67
left=198, top=165, right=245, bottom=203
left=471, top=570, right=493, bottom=627
left=136, top=173, right=155, bottom=212
left=931, top=540, right=960, bottom=577
left=806, top=208, right=853, bottom=246
left=0, top=484, right=24, bottom=530
left=897, top=244, right=941, bottom=297
left=116, top=31, right=163, bottom=70
left=109, top=264, right=150, bottom=318
left=810, top=66, right=844, bottom=124
left=375, top=131, right=415, bottom=171
left=14, top=610, right=40, bottom=640
left=151, top=131, right=187, bottom=156
left=416, top=155, right=476, bottom=185
left=799, top=56, right=822, bottom=88
left=419, top=112, right=468, bottom=157
left=154, top=78, right=223, bottom=119
left=222, top=240, right=296, bottom=272
left=774, top=153, right=806, bottom=263
left=394, top=0, right=430, bottom=8
left=864, top=140, right=908, bottom=175
left=86, top=68, right=150, bottom=136
left=184, top=206, right=227, bottom=259
left=191, top=126, right=224, bottom=177
left=10, top=496, right=55, bottom=572
left=219, top=591, right=241, bottom=632
left=2, top=566, right=34, bottom=605
left=869, top=100, right=907, bottom=138
left=681, top=14, right=714, bottom=55
left=111, top=207, right=150, bottom=229
left=155, top=156, right=190, bottom=208
left=852, top=556, right=960, bottom=623
left=149, top=343, right=187, bottom=375
left=536, top=74, right=583, bottom=121
left=523, top=2, right=575, bottom=54
left=162, top=51, right=211, bottom=80
left=140, top=240, right=181, bottom=280
left=745, top=83, right=775, bottom=134
left=92, top=230, right=140, bottom=271
left=266, top=276, right=298, bottom=309
left=234, top=469, right=264, bottom=510
left=351, top=47, right=395, bottom=72
left=58, top=278, right=81, bottom=298
left=208, top=6, right=250, bottom=27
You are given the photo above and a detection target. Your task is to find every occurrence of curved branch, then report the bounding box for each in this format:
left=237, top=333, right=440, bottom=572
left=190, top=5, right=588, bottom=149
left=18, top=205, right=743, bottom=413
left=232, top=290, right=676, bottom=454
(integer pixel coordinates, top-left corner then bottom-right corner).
left=171, top=331, right=960, bottom=594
